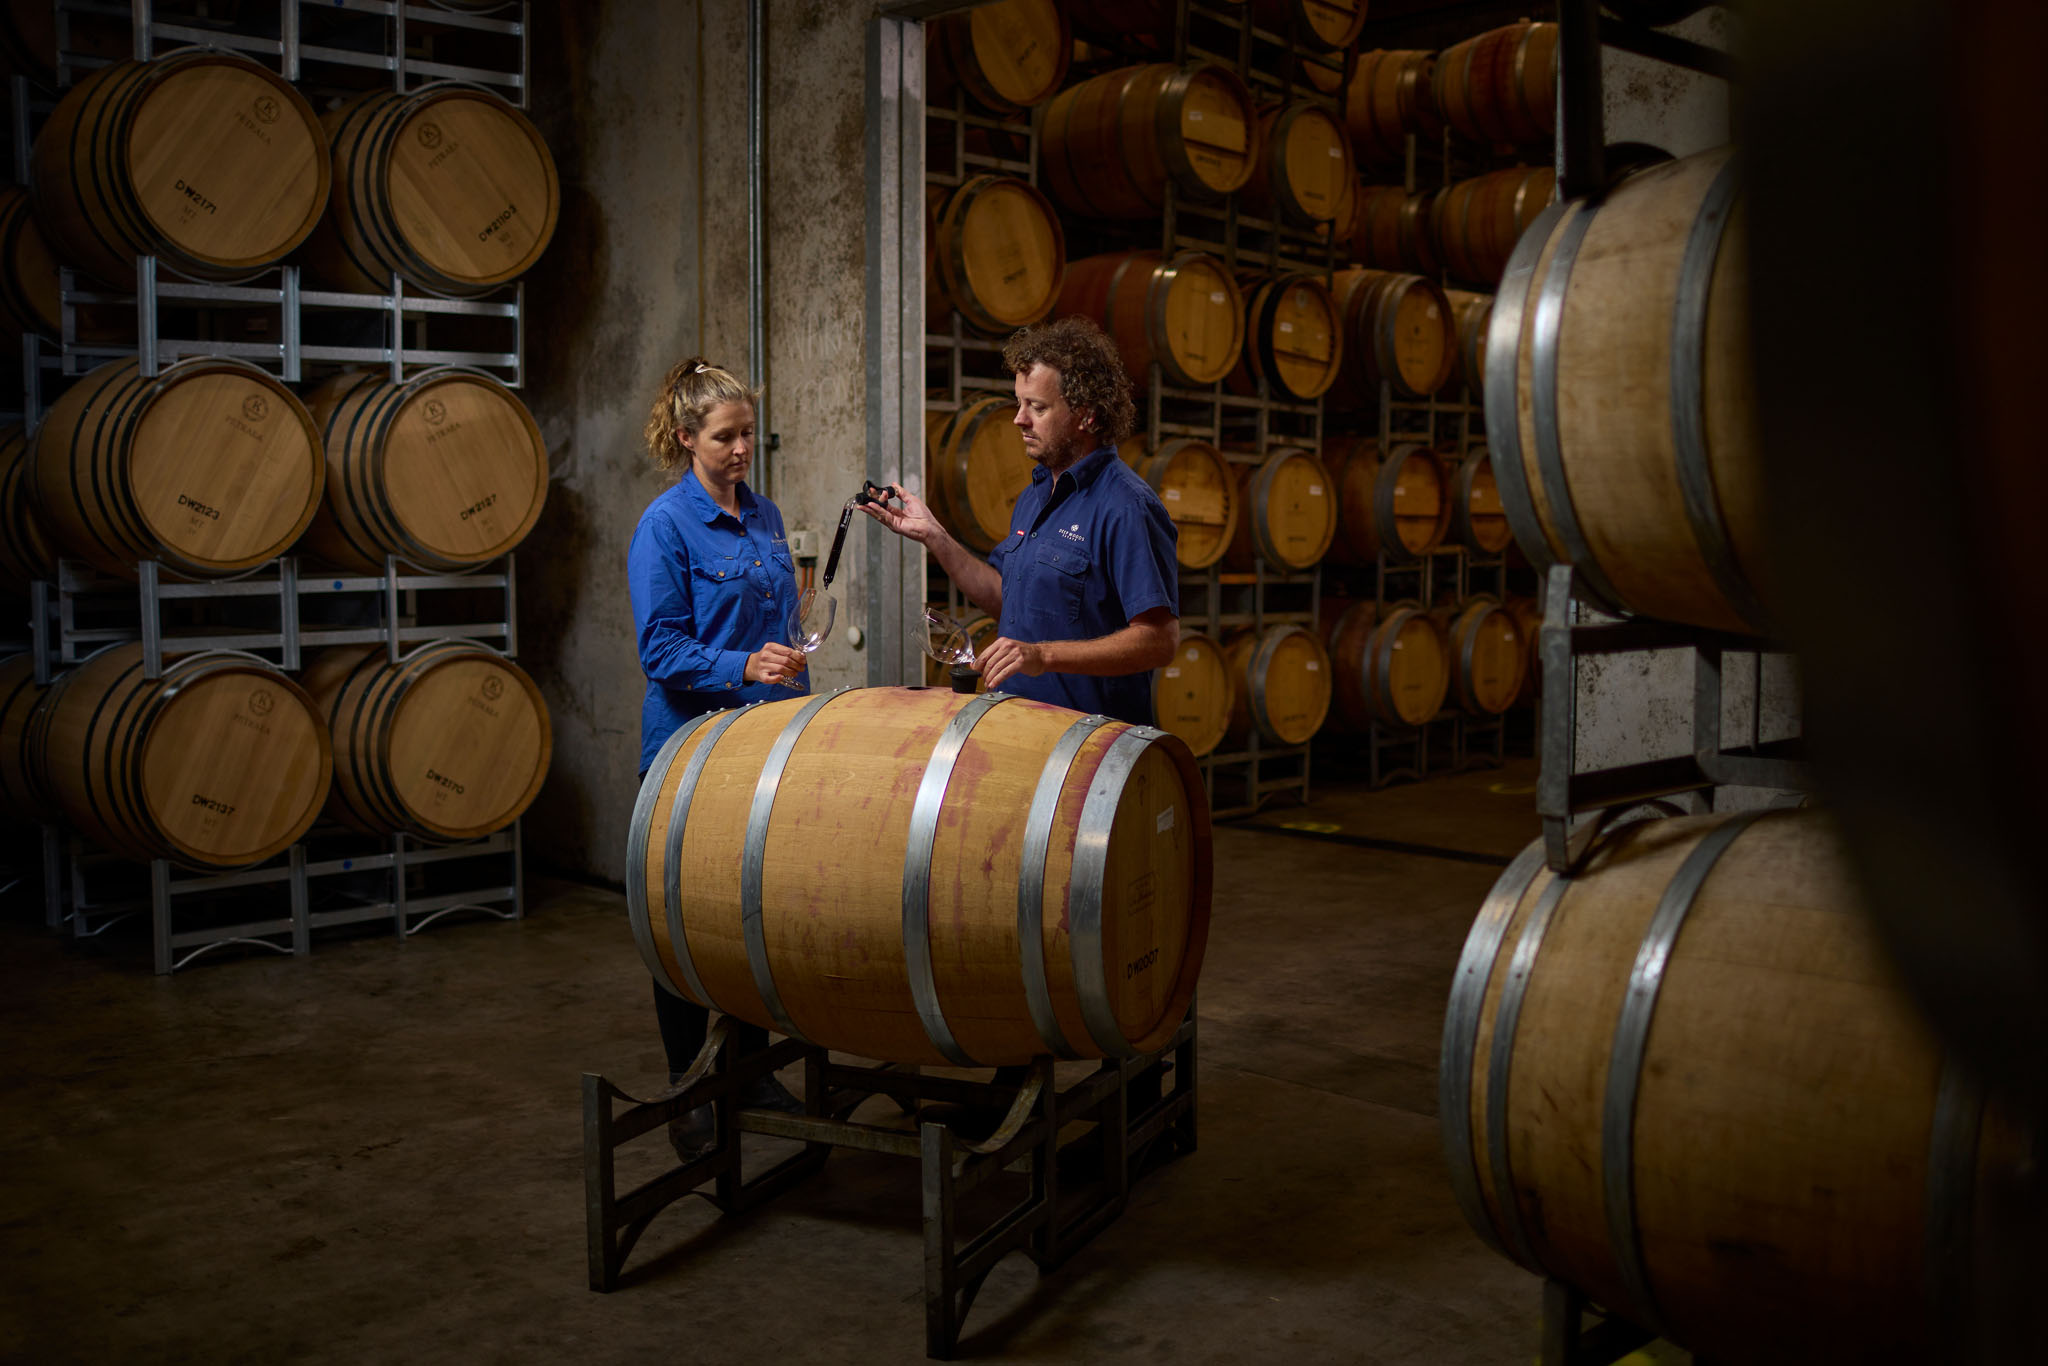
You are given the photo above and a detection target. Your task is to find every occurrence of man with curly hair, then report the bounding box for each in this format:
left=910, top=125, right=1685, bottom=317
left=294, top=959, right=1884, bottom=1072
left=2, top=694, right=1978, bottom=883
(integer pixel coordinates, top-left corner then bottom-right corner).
left=862, top=315, right=1180, bottom=725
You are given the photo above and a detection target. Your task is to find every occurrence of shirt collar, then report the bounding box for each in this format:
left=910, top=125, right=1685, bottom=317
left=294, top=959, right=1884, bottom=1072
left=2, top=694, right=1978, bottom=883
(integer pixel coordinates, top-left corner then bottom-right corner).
left=678, top=469, right=756, bottom=524
left=1029, top=442, right=1120, bottom=491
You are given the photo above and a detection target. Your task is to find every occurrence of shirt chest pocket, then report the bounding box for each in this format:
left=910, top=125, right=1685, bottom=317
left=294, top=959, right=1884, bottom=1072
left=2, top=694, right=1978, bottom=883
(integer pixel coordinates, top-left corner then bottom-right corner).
left=1028, top=541, right=1090, bottom=629
left=687, top=558, right=747, bottom=622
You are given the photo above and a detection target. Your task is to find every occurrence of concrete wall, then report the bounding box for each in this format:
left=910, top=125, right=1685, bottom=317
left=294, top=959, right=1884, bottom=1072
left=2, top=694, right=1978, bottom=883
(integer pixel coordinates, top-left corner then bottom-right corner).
left=1567, top=6, right=1798, bottom=813
left=518, top=1, right=875, bottom=884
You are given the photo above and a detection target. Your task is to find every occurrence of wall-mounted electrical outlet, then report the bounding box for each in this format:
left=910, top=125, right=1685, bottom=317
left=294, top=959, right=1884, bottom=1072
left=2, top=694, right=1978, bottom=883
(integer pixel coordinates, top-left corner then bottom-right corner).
left=788, top=528, right=820, bottom=561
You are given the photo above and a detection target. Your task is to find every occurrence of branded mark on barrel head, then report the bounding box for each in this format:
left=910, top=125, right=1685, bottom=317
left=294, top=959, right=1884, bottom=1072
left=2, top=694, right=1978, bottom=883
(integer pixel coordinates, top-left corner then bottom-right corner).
left=481, top=675, right=504, bottom=702
left=253, top=95, right=279, bottom=125
left=418, top=122, right=444, bottom=150
left=242, top=393, right=268, bottom=422
left=249, top=688, right=274, bottom=716
left=424, top=400, right=448, bottom=425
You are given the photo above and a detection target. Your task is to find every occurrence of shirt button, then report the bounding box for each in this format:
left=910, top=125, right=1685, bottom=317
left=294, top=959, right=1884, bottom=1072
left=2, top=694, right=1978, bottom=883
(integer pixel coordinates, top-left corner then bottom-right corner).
left=754, top=559, right=761, bottom=566
left=717, top=570, right=725, bottom=577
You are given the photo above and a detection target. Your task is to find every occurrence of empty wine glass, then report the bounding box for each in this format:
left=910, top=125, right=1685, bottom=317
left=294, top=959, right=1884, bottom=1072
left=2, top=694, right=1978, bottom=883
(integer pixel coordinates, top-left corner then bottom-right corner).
left=776, top=587, right=836, bottom=689
left=920, top=606, right=978, bottom=669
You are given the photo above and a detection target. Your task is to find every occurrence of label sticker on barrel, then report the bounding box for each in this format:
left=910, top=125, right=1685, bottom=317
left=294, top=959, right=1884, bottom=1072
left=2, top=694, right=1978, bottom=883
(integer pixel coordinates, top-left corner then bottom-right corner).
left=1308, top=484, right=1323, bottom=495
left=1305, top=660, right=1320, bottom=671
left=1185, top=648, right=1199, bottom=661
left=1209, top=291, right=1225, bottom=304
left=1164, top=666, right=1182, bottom=678
left=1279, top=322, right=1294, bottom=333
left=1328, top=146, right=1343, bottom=157
left=1156, top=806, right=1175, bottom=833
left=1164, top=488, right=1181, bottom=501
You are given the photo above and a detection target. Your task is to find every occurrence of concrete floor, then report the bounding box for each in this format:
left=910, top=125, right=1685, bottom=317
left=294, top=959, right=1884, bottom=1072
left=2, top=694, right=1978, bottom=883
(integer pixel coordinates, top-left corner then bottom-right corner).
left=0, top=760, right=1594, bottom=1364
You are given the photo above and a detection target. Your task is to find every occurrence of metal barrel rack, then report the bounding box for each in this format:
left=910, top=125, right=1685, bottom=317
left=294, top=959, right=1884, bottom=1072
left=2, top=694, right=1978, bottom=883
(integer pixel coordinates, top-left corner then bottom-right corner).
left=584, top=1011, right=1198, bottom=1360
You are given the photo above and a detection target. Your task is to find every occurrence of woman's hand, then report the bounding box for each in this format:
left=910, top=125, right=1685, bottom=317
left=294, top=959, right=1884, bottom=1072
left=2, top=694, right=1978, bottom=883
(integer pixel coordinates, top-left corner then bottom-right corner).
left=745, top=642, right=808, bottom=686
left=855, top=484, right=943, bottom=546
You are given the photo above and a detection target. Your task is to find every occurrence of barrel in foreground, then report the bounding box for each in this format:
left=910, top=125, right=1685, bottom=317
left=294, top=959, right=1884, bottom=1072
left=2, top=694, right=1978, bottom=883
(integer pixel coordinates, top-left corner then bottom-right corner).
left=1441, top=808, right=2029, bottom=1364
left=627, top=687, right=1211, bottom=1067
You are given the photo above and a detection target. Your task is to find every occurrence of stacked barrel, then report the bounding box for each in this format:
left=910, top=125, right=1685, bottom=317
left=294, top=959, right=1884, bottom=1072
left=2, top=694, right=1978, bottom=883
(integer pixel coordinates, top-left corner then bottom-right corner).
left=0, top=27, right=554, bottom=935
left=917, top=2, right=1549, bottom=780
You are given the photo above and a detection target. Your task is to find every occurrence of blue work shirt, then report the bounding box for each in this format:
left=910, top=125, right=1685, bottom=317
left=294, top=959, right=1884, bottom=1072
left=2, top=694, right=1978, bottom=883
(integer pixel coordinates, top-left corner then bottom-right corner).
left=630, top=471, right=807, bottom=773
left=985, top=442, right=1178, bottom=725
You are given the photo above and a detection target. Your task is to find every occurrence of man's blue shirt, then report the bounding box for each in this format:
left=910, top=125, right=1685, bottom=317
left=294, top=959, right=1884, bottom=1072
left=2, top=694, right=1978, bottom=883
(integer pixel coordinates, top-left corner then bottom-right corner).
left=986, top=443, right=1179, bottom=725
left=630, top=470, right=807, bottom=773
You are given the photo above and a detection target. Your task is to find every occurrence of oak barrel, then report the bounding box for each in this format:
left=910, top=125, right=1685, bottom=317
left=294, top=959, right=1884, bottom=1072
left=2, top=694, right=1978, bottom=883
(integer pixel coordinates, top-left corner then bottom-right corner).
left=31, top=356, right=324, bottom=579
left=1058, top=249, right=1244, bottom=389
left=928, top=0, right=1070, bottom=114
left=1449, top=447, right=1513, bottom=554
left=1321, top=434, right=1451, bottom=565
left=1117, top=435, right=1239, bottom=570
left=1239, top=101, right=1354, bottom=227
left=1435, top=165, right=1555, bottom=287
left=299, top=366, right=547, bottom=574
left=1225, top=447, right=1336, bottom=572
left=1331, top=267, right=1456, bottom=403
left=1040, top=62, right=1256, bottom=219
left=627, top=687, right=1212, bottom=1066
left=0, top=185, right=128, bottom=347
left=1445, top=289, right=1493, bottom=394
left=0, top=651, right=49, bottom=821
left=1324, top=598, right=1447, bottom=728
left=1429, top=596, right=1525, bottom=714
left=30, top=48, right=329, bottom=288
left=29, top=643, right=330, bottom=868
left=300, top=640, right=551, bottom=841
left=0, top=424, right=54, bottom=594
left=1239, top=271, right=1343, bottom=401
left=926, top=396, right=1033, bottom=555
left=1441, top=809, right=2025, bottom=1364
left=1152, top=630, right=1233, bottom=758
left=302, top=82, right=558, bottom=296
left=1350, top=184, right=1442, bottom=276
left=1250, top=0, right=1367, bottom=51
left=931, top=174, right=1065, bottom=335
left=1434, top=20, right=1557, bottom=149
left=1485, top=146, right=1765, bottom=633
left=1223, top=624, right=1332, bottom=747
left=1344, top=50, right=1440, bottom=166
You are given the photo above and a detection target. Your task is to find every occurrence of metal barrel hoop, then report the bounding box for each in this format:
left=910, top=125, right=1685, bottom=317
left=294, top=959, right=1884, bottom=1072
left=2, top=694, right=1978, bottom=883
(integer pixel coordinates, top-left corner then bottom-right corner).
left=1527, top=201, right=1630, bottom=618
left=1483, top=866, right=1572, bottom=1273
left=1667, top=155, right=1768, bottom=635
left=1483, top=198, right=1568, bottom=576
left=1067, top=725, right=1168, bottom=1058
left=1017, top=713, right=1114, bottom=1061
left=739, top=689, right=851, bottom=1044
left=1601, top=809, right=1766, bottom=1336
left=1439, top=838, right=1549, bottom=1262
left=902, top=690, right=1015, bottom=1067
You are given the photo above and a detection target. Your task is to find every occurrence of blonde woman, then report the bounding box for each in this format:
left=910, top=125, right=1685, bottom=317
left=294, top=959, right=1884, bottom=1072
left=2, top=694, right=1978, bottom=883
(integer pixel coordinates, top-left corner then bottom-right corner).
left=630, top=356, right=806, bottom=1157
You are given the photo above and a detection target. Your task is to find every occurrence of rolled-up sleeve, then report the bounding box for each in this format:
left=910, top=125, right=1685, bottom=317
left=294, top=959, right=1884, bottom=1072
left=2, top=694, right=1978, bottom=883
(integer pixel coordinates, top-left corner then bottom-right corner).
left=630, top=515, right=748, bottom=692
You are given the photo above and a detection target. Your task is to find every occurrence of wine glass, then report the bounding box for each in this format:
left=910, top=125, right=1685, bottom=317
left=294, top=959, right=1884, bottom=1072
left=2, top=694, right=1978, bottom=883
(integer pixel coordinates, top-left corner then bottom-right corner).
left=777, top=587, right=836, bottom=689
left=919, top=606, right=979, bottom=669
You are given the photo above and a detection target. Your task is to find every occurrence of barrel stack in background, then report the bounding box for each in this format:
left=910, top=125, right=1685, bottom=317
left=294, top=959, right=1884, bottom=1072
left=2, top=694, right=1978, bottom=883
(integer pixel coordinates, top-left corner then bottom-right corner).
left=920, top=0, right=1554, bottom=803
left=0, top=13, right=556, bottom=965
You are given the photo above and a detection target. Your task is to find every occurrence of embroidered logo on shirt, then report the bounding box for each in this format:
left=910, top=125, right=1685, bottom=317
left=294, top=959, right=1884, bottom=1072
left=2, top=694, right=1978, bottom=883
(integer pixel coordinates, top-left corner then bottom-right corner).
left=1058, top=523, right=1086, bottom=544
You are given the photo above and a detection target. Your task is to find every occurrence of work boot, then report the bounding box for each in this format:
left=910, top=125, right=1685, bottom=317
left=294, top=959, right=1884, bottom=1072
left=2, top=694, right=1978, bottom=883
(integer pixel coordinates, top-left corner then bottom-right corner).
left=737, top=1071, right=805, bottom=1114
left=667, top=1104, right=716, bottom=1164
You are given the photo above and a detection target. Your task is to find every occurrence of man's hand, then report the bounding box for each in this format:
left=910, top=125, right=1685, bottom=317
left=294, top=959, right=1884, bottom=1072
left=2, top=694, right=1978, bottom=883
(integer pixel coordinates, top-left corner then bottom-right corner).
left=855, top=484, right=942, bottom=547
left=745, top=642, right=807, bottom=686
left=976, top=636, right=1049, bottom=692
